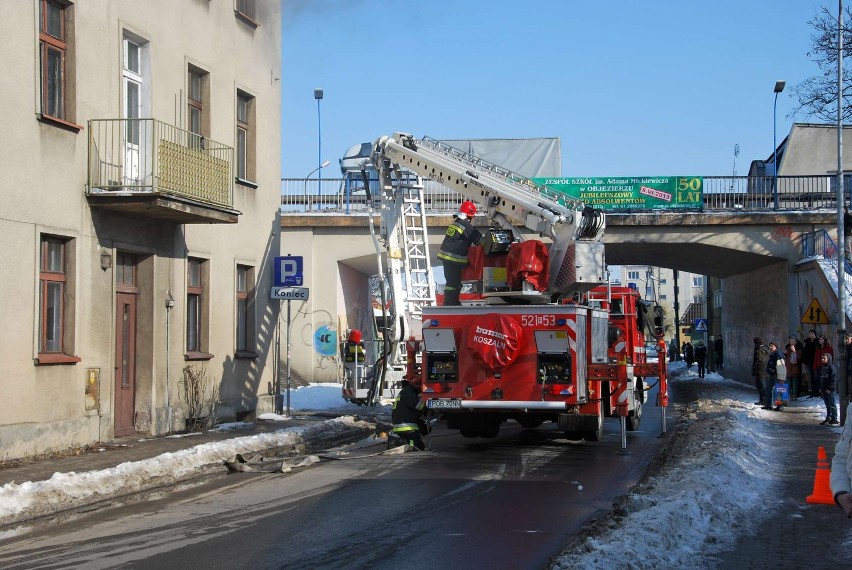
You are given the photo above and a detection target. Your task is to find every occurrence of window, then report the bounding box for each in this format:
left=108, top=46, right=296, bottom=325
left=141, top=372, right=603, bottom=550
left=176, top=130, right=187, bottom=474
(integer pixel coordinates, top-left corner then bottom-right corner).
left=714, top=289, right=722, bottom=309
left=235, top=265, right=256, bottom=356
left=187, top=66, right=209, bottom=146
left=692, top=276, right=703, bottom=287
left=660, top=294, right=668, bottom=301
left=693, top=296, right=703, bottom=304
left=38, top=235, right=79, bottom=364
left=236, top=90, right=256, bottom=183
left=38, top=0, right=79, bottom=130
left=235, top=0, right=258, bottom=27
left=660, top=278, right=667, bottom=285
left=186, top=257, right=211, bottom=359
left=627, top=271, right=640, bottom=280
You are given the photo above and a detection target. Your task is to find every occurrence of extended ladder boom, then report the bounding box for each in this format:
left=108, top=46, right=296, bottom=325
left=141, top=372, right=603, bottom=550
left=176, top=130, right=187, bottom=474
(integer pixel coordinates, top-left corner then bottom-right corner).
left=371, top=132, right=606, bottom=296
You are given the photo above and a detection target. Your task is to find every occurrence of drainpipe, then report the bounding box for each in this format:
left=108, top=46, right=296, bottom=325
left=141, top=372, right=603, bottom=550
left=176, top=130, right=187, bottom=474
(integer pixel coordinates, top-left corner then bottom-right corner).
left=165, top=290, right=175, bottom=432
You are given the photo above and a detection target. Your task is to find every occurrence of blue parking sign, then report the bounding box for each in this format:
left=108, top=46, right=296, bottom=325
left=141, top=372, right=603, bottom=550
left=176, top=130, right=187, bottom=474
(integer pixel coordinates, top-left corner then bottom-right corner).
left=274, top=256, right=303, bottom=286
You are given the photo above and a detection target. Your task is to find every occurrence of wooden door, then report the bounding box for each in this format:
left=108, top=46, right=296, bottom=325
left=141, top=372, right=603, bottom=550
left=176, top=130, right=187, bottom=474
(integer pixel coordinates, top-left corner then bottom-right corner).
left=114, top=292, right=136, bottom=436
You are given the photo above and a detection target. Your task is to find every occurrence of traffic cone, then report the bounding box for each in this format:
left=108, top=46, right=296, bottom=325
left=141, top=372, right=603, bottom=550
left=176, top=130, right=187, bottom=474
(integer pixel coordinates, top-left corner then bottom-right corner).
left=806, top=446, right=834, bottom=505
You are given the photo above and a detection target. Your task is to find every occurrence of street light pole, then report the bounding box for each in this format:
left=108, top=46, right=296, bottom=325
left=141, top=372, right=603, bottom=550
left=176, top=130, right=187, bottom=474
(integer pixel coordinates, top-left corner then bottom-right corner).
left=300, top=160, right=330, bottom=212
left=314, top=88, right=324, bottom=204
left=773, top=80, right=786, bottom=210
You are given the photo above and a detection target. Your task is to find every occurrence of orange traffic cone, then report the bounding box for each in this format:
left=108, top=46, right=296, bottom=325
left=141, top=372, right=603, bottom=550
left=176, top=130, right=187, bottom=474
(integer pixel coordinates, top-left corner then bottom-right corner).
left=806, top=446, right=834, bottom=505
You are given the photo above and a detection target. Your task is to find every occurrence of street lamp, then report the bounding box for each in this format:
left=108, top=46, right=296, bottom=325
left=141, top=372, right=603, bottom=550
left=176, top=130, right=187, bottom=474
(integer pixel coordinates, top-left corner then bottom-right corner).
left=303, top=160, right=330, bottom=211
left=773, top=80, right=786, bottom=210
left=314, top=88, right=324, bottom=201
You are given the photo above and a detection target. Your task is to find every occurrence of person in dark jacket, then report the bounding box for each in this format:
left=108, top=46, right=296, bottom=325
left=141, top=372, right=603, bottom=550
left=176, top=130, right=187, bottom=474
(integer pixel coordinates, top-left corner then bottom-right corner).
left=819, top=352, right=839, bottom=425
left=714, top=335, right=724, bottom=371
left=802, top=330, right=818, bottom=397
left=767, top=342, right=787, bottom=411
left=694, top=339, right=707, bottom=378
left=437, top=200, right=483, bottom=306
left=684, top=342, right=694, bottom=369
left=753, top=337, right=770, bottom=408
left=813, top=334, right=834, bottom=398
left=784, top=336, right=804, bottom=401
left=391, top=378, right=426, bottom=450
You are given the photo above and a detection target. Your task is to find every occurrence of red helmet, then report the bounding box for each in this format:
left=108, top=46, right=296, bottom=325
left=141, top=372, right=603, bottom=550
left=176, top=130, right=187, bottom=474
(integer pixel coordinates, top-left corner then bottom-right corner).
left=458, top=200, right=477, bottom=218
left=348, top=329, right=362, bottom=344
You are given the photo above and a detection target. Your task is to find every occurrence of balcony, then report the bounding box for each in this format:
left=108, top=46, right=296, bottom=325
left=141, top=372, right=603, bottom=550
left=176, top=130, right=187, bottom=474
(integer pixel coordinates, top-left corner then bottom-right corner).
left=86, top=119, right=240, bottom=224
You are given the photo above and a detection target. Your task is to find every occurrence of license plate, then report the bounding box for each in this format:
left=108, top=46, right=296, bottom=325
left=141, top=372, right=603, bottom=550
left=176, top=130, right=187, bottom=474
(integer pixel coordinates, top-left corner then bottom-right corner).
left=427, top=398, right=462, bottom=409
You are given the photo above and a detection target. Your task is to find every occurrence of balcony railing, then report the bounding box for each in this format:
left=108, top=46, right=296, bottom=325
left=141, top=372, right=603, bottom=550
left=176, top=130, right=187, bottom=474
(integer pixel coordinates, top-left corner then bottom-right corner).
left=88, top=118, right=233, bottom=208
left=282, top=175, right=845, bottom=215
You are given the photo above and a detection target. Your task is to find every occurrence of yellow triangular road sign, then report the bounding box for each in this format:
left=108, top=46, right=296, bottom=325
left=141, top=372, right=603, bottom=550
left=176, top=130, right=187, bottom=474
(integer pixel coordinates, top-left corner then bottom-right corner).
left=801, top=298, right=830, bottom=325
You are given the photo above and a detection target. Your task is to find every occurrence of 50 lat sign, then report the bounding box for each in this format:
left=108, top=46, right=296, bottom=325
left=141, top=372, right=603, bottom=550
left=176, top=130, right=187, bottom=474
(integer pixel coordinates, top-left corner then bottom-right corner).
left=534, top=177, right=703, bottom=210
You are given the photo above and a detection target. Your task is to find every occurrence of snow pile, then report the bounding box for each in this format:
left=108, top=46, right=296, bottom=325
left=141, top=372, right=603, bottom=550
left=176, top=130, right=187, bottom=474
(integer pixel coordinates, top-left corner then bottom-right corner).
left=0, top=405, right=373, bottom=528
left=552, top=368, right=827, bottom=569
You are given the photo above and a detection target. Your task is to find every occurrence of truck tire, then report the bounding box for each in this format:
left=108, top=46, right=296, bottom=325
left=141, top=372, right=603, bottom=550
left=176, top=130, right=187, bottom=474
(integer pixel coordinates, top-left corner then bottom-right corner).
left=626, top=401, right=642, bottom=431
left=583, top=412, right=604, bottom=442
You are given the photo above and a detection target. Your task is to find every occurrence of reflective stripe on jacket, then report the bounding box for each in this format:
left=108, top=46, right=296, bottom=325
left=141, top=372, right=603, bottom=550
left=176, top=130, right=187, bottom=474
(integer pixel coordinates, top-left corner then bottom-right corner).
left=437, top=217, right=482, bottom=264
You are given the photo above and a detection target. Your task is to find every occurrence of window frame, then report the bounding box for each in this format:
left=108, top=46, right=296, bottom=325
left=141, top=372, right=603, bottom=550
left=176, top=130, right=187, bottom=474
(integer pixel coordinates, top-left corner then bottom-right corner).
left=37, top=234, right=79, bottom=365
left=235, top=264, right=257, bottom=357
left=235, top=90, right=257, bottom=186
left=187, top=65, right=209, bottom=147
left=185, top=257, right=213, bottom=360
left=234, top=0, right=259, bottom=28
left=37, top=0, right=81, bottom=131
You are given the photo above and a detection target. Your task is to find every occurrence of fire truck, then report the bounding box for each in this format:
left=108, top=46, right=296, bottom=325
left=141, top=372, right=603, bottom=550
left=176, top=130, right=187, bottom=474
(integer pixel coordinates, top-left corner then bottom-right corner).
left=341, top=133, right=668, bottom=444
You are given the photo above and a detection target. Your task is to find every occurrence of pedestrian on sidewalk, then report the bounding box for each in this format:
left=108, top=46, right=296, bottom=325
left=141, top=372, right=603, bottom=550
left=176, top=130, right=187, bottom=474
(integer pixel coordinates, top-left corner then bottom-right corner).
left=669, top=338, right=679, bottom=363
left=818, top=352, right=839, bottom=425
left=813, top=334, right=834, bottom=398
left=802, top=330, right=818, bottom=397
left=830, top=401, right=852, bottom=517
left=767, top=342, right=788, bottom=411
left=752, top=337, right=770, bottom=408
left=784, top=335, right=803, bottom=401
left=714, top=335, right=724, bottom=371
left=684, top=342, right=695, bottom=369
left=694, top=339, right=707, bottom=378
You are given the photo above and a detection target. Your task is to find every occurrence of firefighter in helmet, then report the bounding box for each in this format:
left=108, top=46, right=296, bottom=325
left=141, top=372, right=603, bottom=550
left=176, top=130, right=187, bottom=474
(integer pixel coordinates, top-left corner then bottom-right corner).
left=437, top=200, right=483, bottom=306
left=391, top=376, right=426, bottom=450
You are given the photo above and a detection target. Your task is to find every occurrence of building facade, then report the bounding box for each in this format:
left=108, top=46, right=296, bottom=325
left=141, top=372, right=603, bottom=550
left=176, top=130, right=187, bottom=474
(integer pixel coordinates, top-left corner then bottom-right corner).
left=0, top=0, right=282, bottom=460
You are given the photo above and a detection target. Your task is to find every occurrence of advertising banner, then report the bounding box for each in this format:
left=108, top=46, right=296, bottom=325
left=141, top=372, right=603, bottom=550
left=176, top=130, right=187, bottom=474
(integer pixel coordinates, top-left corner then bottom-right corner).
left=534, top=177, right=703, bottom=210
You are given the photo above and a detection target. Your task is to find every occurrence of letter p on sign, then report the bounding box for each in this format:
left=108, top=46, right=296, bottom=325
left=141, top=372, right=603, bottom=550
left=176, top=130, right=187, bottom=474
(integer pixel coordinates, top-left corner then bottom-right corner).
left=274, top=256, right=304, bottom=287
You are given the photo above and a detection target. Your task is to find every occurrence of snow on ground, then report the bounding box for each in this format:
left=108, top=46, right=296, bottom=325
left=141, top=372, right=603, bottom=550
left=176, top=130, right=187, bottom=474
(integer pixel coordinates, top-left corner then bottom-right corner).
left=552, top=361, right=837, bottom=569
left=0, top=384, right=375, bottom=531
left=0, top=371, right=838, bottom=563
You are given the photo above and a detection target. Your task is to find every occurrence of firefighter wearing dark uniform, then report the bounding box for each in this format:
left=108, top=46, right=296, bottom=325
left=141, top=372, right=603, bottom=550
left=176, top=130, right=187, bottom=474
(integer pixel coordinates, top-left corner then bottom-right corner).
left=437, top=200, right=483, bottom=306
left=391, top=378, right=426, bottom=450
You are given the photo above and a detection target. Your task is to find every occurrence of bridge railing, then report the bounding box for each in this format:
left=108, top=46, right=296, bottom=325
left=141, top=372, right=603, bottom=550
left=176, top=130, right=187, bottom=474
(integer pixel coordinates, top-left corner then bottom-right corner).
left=800, top=229, right=852, bottom=275
left=281, top=175, right=842, bottom=214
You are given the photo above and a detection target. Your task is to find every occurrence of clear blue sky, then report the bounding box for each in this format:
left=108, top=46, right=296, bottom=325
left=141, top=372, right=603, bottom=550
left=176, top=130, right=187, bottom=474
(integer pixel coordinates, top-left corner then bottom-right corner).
left=282, top=0, right=824, bottom=179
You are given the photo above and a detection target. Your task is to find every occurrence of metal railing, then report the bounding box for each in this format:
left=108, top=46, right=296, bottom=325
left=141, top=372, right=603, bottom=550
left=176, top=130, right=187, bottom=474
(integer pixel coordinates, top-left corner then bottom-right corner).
left=800, top=229, right=852, bottom=275
left=88, top=118, right=234, bottom=208
left=281, top=175, right=844, bottom=215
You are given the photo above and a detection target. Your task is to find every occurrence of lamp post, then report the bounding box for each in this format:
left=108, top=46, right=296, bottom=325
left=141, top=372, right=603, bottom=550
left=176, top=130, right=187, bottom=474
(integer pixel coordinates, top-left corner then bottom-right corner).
left=773, top=80, right=786, bottom=210
left=302, top=160, right=330, bottom=211
left=314, top=88, right=324, bottom=202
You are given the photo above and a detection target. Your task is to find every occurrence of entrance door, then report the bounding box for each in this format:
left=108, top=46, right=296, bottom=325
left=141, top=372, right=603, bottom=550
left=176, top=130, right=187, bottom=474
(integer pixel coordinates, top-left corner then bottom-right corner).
left=114, top=291, right=137, bottom=436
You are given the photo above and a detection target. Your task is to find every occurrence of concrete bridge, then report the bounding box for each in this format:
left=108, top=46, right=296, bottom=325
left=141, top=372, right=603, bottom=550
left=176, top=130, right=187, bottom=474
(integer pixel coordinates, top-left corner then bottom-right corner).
left=278, top=202, right=844, bottom=386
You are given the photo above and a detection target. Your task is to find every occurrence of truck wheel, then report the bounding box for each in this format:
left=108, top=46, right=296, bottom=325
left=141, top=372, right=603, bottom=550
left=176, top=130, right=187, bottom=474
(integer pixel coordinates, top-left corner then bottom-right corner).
left=583, top=412, right=604, bottom=442
left=460, top=429, right=479, bottom=438
left=480, top=419, right=500, bottom=438
left=519, top=418, right=544, bottom=429
left=627, top=401, right=642, bottom=431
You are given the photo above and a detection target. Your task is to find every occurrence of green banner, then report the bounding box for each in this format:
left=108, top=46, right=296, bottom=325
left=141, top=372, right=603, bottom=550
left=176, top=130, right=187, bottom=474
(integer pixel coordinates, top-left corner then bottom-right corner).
left=534, top=177, right=703, bottom=210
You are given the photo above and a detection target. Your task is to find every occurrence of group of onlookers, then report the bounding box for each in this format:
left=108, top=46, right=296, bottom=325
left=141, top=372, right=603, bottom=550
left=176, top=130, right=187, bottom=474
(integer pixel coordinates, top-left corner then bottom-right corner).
left=668, top=336, right=724, bottom=377
left=752, top=330, right=848, bottom=426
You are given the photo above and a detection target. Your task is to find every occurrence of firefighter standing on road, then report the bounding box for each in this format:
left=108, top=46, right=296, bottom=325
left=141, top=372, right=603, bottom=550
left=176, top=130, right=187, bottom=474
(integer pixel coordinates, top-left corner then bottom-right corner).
left=437, top=200, right=483, bottom=306
left=391, top=377, right=426, bottom=450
